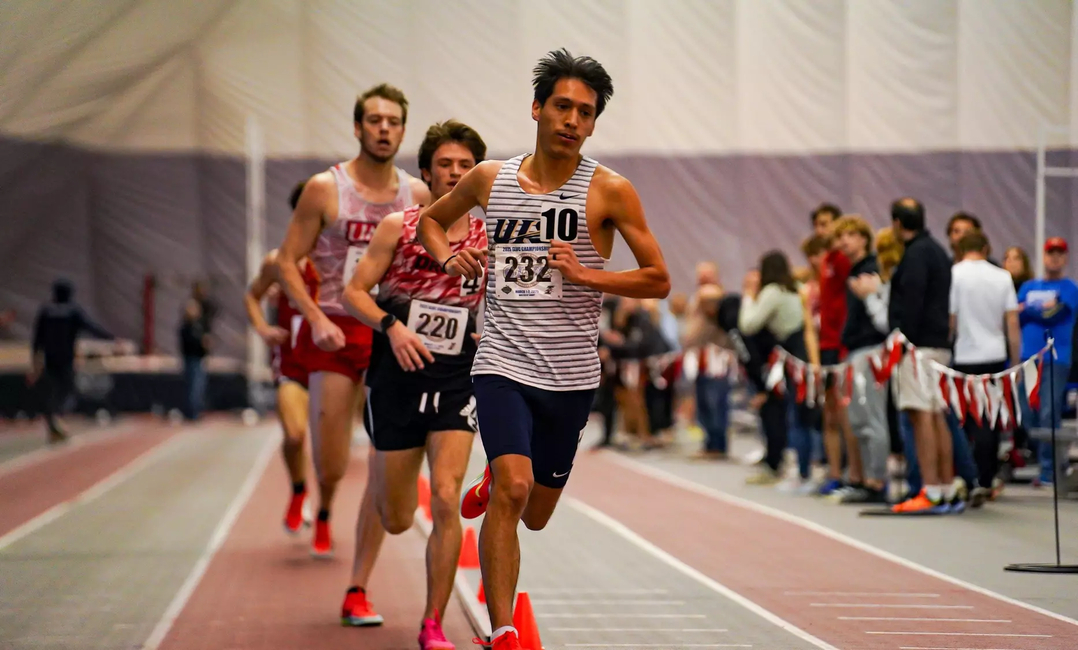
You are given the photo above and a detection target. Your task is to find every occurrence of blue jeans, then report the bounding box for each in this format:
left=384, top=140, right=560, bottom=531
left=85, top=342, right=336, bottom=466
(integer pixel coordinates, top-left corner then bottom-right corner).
left=1021, top=361, right=1072, bottom=482
left=695, top=376, right=730, bottom=453
left=900, top=409, right=978, bottom=495
left=183, top=356, right=207, bottom=420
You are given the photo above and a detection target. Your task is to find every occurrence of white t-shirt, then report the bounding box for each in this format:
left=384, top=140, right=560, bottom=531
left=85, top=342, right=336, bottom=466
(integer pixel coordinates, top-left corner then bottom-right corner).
left=949, top=259, right=1017, bottom=364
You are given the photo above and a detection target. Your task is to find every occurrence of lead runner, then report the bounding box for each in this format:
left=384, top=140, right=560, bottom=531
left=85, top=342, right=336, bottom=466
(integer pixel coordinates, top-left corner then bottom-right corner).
left=416, top=48, right=670, bottom=650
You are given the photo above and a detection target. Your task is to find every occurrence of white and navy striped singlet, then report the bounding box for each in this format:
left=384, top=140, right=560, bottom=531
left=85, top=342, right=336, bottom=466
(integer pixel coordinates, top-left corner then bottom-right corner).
left=471, top=154, right=607, bottom=391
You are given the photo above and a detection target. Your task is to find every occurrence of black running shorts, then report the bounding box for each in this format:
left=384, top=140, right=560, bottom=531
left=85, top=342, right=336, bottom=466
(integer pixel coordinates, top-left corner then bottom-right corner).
left=364, top=383, right=478, bottom=452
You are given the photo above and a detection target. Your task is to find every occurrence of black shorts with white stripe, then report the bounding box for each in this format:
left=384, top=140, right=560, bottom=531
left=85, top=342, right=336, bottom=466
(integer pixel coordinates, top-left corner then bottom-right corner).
left=363, top=382, right=478, bottom=452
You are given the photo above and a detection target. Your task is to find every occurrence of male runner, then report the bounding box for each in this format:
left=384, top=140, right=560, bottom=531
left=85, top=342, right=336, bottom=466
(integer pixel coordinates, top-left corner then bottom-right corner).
left=277, top=83, right=430, bottom=557
left=244, top=181, right=320, bottom=535
left=340, top=120, right=487, bottom=649
left=416, top=49, right=670, bottom=650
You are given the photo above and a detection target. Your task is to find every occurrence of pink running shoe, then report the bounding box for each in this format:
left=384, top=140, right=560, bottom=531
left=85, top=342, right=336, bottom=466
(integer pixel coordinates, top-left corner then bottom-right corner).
left=419, top=610, right=455, bottom=649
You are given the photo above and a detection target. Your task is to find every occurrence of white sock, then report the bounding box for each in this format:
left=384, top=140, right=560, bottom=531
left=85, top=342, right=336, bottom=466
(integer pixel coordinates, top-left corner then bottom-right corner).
left=925, top=485, right=943, bottom=502
left=943, top=483, right=957, bottom=501
left=492, top=626, right=517, bottom=641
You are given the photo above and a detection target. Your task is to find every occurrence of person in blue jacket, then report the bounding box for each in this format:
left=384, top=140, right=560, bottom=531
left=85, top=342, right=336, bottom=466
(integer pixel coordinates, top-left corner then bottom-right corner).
left=1017, top=237, right=1078, bottom=485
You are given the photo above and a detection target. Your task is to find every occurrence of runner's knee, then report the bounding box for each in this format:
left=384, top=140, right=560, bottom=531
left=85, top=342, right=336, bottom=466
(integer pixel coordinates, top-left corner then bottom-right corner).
left=380, top=506, right=415, bottom=535
left=430, top=479, right=463, bottom=522
left=492, top=469, right=533, bottom=513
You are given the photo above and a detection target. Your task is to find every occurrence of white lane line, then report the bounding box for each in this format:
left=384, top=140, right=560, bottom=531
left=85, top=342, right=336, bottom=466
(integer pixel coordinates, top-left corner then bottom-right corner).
left=142, top=433, right=277, bottom=650
left=0, top=423, right=135, bottom=478
left=811, top=604, right=973, bottom=609
left=0, top=432, right=180, bottom=551
left=532, top=599, right=685, bottom=606
left=868, top=632, right=1052, bottom=638
left=606, top=454, right=1078, bottom=628
left=838, top=617, right=1011, bottom=623
left=551, top=628, right=729, bottom=632
left=543, top=614, right=708, bottom=619
left=786, top=591, right=939, bottom=598
left=566, top=497, right=841, bottom=650
left=530, top=588, right=670, bottom=595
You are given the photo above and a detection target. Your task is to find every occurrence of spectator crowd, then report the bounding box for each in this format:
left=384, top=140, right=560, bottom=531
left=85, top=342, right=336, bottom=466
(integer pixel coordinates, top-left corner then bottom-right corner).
left=596, top=200, right=1078, bottom=514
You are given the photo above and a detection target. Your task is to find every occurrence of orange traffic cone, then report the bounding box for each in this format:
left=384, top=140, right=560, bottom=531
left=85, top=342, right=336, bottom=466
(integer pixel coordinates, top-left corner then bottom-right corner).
left=417, top=474, right=431, bottom=520
left=459, top=526, right=480, bottom=569
left=477, top=579, right=486, bottom=604
left=512, top=591, right=543, bottom=650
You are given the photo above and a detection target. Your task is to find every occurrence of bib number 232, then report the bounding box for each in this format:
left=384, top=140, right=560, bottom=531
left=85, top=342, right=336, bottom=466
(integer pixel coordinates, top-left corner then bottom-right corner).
left=493, top=203, right=577, bottom=300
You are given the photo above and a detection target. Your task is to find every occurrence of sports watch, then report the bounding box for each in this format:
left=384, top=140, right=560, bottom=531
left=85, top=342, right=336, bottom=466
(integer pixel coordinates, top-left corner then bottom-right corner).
left=380, top=313, right=398, bottom=333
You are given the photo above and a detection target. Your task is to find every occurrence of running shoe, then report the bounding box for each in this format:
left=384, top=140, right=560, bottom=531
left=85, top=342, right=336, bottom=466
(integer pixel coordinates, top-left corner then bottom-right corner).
left=341, top=588, right=384, bottom=627
left=461, top=465, right=492, bottom=519
left=311, top=519, right=333, bottom=558
left=419, top=610, right=455, bottom=649
left=890, top=489, right=946, bottom=514
left=283, top=490, right=309, bottom=535
left=477, top=631, right=521, bottom=650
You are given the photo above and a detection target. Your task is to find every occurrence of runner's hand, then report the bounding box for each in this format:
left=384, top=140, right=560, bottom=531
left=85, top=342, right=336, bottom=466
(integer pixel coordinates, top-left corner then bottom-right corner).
left=387, top=322, right=435, bottom=371
left=548, top=241, right=586, bottom=284
left=312, top=317, right=345, bottom=352
left=444, top=248, right=486, bottom=279
left=258, top=326, right=289, bottom=346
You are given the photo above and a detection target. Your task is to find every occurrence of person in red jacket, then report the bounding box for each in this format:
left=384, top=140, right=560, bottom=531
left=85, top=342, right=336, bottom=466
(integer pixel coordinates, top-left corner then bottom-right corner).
left=811, top=204, right=862, bottom=496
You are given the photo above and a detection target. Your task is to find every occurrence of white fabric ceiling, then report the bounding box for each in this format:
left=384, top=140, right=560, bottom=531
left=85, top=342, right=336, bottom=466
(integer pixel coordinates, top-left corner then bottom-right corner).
left=1, top=0, right=1076, bottom=158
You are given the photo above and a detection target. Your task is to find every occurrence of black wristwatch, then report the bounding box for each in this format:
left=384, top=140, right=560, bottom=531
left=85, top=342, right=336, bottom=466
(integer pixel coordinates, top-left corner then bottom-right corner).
left=380, top=313, right=398, bottom=333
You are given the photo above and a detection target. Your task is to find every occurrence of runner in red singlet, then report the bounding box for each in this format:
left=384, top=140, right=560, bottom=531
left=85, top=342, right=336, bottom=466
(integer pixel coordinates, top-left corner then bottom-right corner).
left=338, top=120, right=486, bottom=650
left=277, top=84, right=431, bottom=557
left=244, top=181, right=321, bottom=535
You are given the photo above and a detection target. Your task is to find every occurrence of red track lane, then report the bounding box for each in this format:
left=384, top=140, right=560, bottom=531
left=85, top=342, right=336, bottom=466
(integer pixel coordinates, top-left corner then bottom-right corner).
left=0, top=421, right=173, bottom=537
left=157, top=448, right=477, bottom=650
left=570, top=452, right=1078, bottom=650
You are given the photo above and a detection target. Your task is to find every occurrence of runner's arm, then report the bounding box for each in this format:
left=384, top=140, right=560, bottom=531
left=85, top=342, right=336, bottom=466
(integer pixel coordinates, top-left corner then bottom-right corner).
left=556, top=174, right=670, bottom=299
left=278, top=174, right=331, bottom=326
left=417, top=161, right=497, bottom=270
left=244, top=251, right=280, bottom=337
left=343, top=215, right=403, bottom=330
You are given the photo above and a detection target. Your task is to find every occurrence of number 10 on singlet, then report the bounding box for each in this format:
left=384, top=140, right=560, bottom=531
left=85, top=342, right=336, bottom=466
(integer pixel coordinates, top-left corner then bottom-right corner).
left=493, top=202, right=576, bottom=301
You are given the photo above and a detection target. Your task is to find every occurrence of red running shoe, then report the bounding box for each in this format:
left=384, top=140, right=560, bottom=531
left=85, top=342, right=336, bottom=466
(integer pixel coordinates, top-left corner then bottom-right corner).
left=311, top=518, right=333, bottom=558
left=461, top=465, right=492, bottom=520
left=283, top=491, right=309, bottom=535
left=340, top=588, right=384, bottom=627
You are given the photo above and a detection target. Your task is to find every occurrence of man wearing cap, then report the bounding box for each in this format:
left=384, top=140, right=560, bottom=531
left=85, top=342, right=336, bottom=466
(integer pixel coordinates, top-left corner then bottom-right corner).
left=1017, top=237, right=1077, bottom=485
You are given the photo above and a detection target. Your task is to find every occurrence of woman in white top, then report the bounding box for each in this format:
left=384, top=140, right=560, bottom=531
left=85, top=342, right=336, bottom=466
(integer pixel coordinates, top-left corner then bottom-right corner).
left=739, top=251, right=817, bottom=487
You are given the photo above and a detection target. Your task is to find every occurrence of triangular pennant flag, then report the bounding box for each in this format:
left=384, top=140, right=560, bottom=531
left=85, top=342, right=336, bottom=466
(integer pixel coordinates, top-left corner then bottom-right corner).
left=953, top=374, right=968, bottom=425
left=765, top=351, right=786, bottom=394
left=1005, top=372, right=1022, bottom=427
left=796, top=363, right=808, bottom=404
left=1024, top=356, right=1042, bottom=411
left=681, top=348, right=699, bottom=381
left=985, top=377, right=1002, bottom=429
left=966, top=377, right=983, bottom=427
left=938, top=372, right=951, bottom=410
left=881, top=336, right=906, bottom=382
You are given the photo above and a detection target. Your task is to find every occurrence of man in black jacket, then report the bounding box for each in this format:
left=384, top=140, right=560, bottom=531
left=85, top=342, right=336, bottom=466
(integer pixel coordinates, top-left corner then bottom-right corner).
left=29, top=279, right=116, bottom=442
left=888, top=198, right=955, bottom=514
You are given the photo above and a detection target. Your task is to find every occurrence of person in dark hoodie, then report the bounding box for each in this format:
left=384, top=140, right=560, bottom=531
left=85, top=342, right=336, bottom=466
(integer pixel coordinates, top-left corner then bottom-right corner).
left=28, top=279, right=115, bottom=442
left=833, top=215, right=889, bottom=504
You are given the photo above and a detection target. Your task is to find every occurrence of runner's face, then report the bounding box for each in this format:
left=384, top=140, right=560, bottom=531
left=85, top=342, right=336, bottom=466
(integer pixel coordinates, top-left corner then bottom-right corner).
left=533, top=78, right=596, bottom=159
left=424, top=142, right=476, bottom=201
left=356, top=97, right=405, bottom=163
